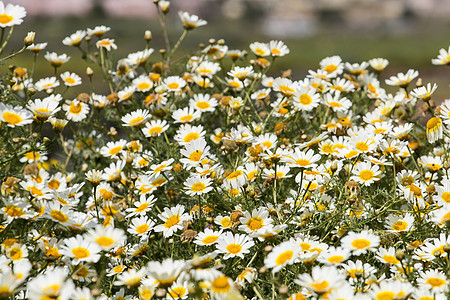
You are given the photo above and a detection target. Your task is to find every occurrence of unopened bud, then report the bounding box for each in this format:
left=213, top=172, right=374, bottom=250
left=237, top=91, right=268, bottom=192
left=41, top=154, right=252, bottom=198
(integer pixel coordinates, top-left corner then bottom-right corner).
left=395, top=250, right=405, bottom=261
left=144, top=30, right=152, bottom=42
left=86, top=67, right=94, bottom=77
left=259, top=266, right=267, bottom=274
left=159, top=0, right=170, bottom=13
left=444, top=244, right=450, bottom=253
left=28, top=87, right=36, bottom=96
left=208, top=38, right=216, bottom=45
left=264, top=245, right=273, bottom=253
left=278, top=285, right=289, bottom=295
left=217, top=39, right=225, bottom=45
left=24, top=32, right=35, bottom=47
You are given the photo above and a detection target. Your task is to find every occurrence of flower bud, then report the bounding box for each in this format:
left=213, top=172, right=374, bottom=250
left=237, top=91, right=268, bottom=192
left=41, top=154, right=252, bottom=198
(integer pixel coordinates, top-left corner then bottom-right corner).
left=159, top=0, right=170, bottom=13
left=24, top=32, right=35, bottom=47
left=144, top=30, right=152, bottom=42
left=86, top=67, right=94, bottom=77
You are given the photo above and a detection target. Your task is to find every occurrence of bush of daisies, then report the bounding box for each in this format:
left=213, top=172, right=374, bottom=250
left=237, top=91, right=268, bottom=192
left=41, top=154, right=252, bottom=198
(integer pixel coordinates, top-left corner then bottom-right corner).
left=2, top=1, right=450, bottom=299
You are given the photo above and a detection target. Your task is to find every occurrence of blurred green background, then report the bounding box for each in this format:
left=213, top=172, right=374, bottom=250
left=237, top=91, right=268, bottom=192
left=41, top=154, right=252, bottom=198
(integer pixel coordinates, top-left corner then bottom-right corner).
left=3, top=0, right=450, bottom=101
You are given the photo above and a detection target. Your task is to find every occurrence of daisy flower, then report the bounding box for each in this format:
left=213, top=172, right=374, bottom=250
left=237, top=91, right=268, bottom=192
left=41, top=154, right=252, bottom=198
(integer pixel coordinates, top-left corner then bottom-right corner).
left=194, top=228, right=223, bottom=246
left=118, top=86, right=135, bottom=102
left=34, top=76, right=60, bottom=91
left=342, top=260, right=376, bottom=281
left=133, top=75, right=153, bottom=92
left=62, top=30, right=86, bottom=47
left=375, top=247, right=400, bottom=265
left=128, top=215, right=155, bottom=236
left=114, top=268, right=145, bottom=288
left=146, top=258, right=186, bottom=288
left=148, top=158, right=174, bottom=176
left=410, top=83, right=437, bottom=101
left=44, top=52, right=70, bottom=67
left=295, top=266, right=346, bottom=296
left=272, top=77, right=298, bottom=97
left=62, top=99, right=90, bottom=122
left=350, top=161, right=381, bottom=186
left=126, top=49, right=154, bottom=67
left=419, top=155, right=443, bottom=172
left=215, top=215, right=232, bottom=229
left=142, top=119, right=169, bottom=137
left=121, top=109, right=150, bottom=127
left=175, top=124, right=205, bottom=145
left=60, top=235, right=101, bottom=264
left=323, top=93, right=352, bottom=112
left=164, top=76, right=186, bottom=92
left=167, top=278, right=189, bottom=299
left=189, top=94, right=218, bottom=112
left=320, top=55, right=343, bottom=77
left=172, top=106, right=201, bottom=123
left=154, top=204, right=192, bottom=238
left=86, top=225, right=126, bottom=251
left=284, top=148, right=321, bottom=169
left=265, top=240, right=299, bottom=273
left=195, top=61, right=221, bottom=78
left=60, top=71, right=82, bottom=87
left=385, top=213, right=414, bottom=232
left=434, top=180, right=450, bottom=205
left=345, top=61, right=369, bottom=75
left=385, top=69, right=419, bottom=87
left=222, top=168, right=247, bottom=190
left=431, top=46, right=450, bottom=65
left=125, top=194, right=156, bottom=218
left=0, top=2, right=26, bottom=28
left=100, top=139, right=127, bottom=159
left=269, top=40, right=290, bottom=57
left=102, top=160, right=126, bottom=182
left=417, top=270, right=448, bottom=293
left=26, top=267, right=72, bottom=300
left=215, top=232, right=255, bottom=259
left=27, top=42, right=48, bottom=53
left=180, top=138, right=210, bottom=169
left=228, top=66, right=254, bottom=80
left=425, top=117, right=443, bottom=143
left=27, top=98, right=60, bottom=121
left=0, top=103, right=33, bottom=127
left=178, top=11, right=207, bottom=30
left=238, top=207, right=273, bottom=234
left=317, top=247, right=350, bottom=266
left=341, top=230, right=380, bottom=255
left=184, top=175, right=213, bottom=196
left=96, top=38, right=117, bottom=51
left=87, top=25, right=111, bottom=37
left=293, top=87, right=320, bottom=111
left=369, top=57, right=389, bottom=72
left=249, top=42, right=270, bottom=57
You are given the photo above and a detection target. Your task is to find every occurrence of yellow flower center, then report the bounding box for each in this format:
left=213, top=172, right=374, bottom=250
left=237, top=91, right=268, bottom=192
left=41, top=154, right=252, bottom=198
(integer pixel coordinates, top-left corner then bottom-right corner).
left=95, top=237, right=114, bottom=247
left=299, top=94, right=312, bottom=105
left=149, top=126, right=163, bottom=135
left=189, top=150, right=203, bottom=162
left=72, top=247, right=90, bottom=259
left=196, top=101, right=211, bottom=110
left=226, top=243, right=242, bottom=254
left=310, top=281, right=329, bottom=292
left=355, top=142, right=369, bottom=152
left=2, top=112, right=22, bottom=125
left=247, top=171, right=258, bottom=181
left=351, top=238, right=371, bottom=249
left=323, top=64, right=337, bottom=73
left=5, top=205, right=24, bottom=217
left=191, top=182, right=206, bottom=192
left=376, top=291, right=395, bottom=300
left=64, top=77, right=76, bottom=84
left=247, top=217, right=263, bottom=231
left=426, top=277, right=446, bottom=287
left=392, top=220, right=408, bottom=231
left=184, top=132, right=199, bottom=143
left=9, top=248, right=22, bottom=260
left=169, top=287, right=187, bottom=299
left=167, top=82, right=180, bottom=90
left=426, top=117, right=441, bottom=129
left=165, top=215, right=180, bottom=228
left=129, top=116, right=144, bottom=126
left=328, top=101, right=342, bottom=108
left=441, top=192, right=450, bottom=203
left=279, top=85, right=295, bottom=96
left=50, top=210, right=68, bottom=223
left=221, top=217, right=232, bottom=228
left=136, top=224, right=150, bottom=234
left=108, top=146, right=123, bottom=156
left=69, top=102, right=82, bottom=114
left=136, top=203, right=150, bottom=212
left=202, top=236, right=219, bottom=244
left=211, top=276, right=231, bottom=293
left=327, top=255, right=344, bottom=264
left=359, top=170, right=374, bottom=181
left=227, top=170, right=243, bottom=180
left=0, top=14, right=13, bottom=24
left=383, top=255, right=399, bottom=264
left=275, top=250, right=293, bottom=265
left=180, top=115, right=193, bottom=123
left=151, top=178, right=166, bottom=187
left=48, top=179, right=60, bottom=190
left=137, top=82, right=151, bottom=90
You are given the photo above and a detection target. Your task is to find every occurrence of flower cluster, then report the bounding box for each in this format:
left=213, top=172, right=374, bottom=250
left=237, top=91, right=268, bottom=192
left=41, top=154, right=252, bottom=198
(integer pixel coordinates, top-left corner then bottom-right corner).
left=1, top=1, right=450, bottom=299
